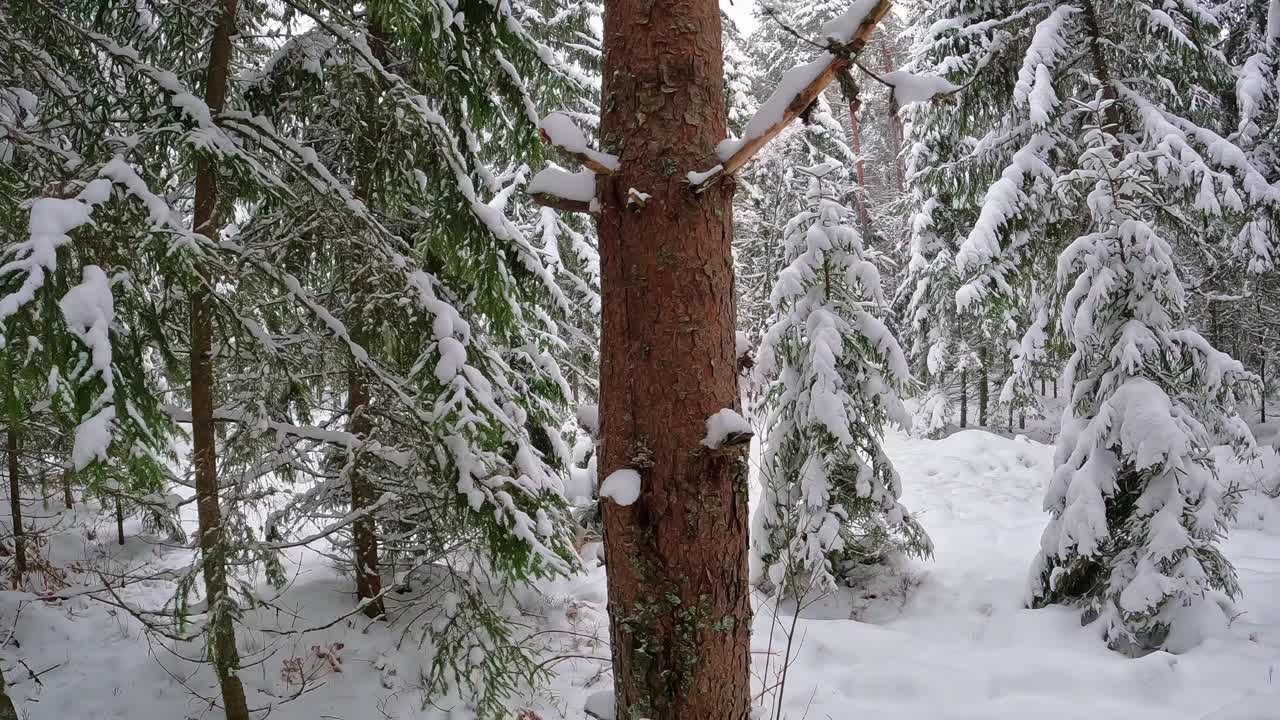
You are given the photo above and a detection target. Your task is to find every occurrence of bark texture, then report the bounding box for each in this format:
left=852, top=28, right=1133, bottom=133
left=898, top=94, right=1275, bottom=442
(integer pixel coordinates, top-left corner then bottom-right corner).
left=189, top=0, right=249, bottom=717
left=6, top=428, right=24, bottom=586
left=598, top=2, right=750, bottom=718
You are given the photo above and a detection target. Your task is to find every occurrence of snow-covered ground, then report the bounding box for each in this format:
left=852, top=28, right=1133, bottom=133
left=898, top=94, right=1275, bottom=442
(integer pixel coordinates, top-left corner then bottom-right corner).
left=3, top=426, right=1279, bottom=719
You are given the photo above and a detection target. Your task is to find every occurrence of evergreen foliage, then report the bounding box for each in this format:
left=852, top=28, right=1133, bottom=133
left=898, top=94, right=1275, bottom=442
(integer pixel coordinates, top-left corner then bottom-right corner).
left=752, top=163, right=931, bottom=595
left=904, top=0, right=1273, bottom=651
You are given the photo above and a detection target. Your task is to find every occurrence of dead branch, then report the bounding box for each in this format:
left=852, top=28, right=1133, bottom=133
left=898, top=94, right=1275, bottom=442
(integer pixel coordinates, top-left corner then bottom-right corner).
left=530, top=192, right=595, bottom=214
left=693, top=0, right=894, bottom=193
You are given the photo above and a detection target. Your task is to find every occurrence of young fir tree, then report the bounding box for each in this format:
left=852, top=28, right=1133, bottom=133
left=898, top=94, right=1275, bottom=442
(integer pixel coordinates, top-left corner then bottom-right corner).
left=234, top=2, right=594, bottom=712
left=909, top=0, right=1272, bottom=651
left=0, top=0, right=187, bottom=558
left=2, top=0, right=249, bottom=711
left=1031, top=112, right=1257, bottom=653
left=898, top=0, right=1018, bottom=438
left=752, top=163, right=931, bottom=595
left=5, top=0, right=590, bottom=714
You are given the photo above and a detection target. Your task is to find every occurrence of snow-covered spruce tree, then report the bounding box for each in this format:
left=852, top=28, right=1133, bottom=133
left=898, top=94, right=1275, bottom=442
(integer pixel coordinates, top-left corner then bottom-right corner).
left=1202, top=0, right=1280, bottom=419
left=1030, top=113, right=1257, bottom=652
left=5, top=0, right=589, bottom=714
left=240, top=1, right=595, bottom=712
left=899, top=179, right=965, bottom=436
left=1, top=1, right=257, bottom=711
left=724, top=13, right=759, bottom=137
left=752, top=163, right=931, bottom=595
left=894, top=0, right=1014, bottom=437
left=907, top=0, right=1271, bottom=650
left=735, top=128, right=812, bottom=377
left=0, top=1, right=187, bottom=549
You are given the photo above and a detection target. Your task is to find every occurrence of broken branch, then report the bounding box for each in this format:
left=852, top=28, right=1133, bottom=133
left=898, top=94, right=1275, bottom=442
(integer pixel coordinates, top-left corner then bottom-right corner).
left=692, top=0, right=894, bottom=193
left=530, top=193, right=595, bottom=214
left=539, top=112, right=619, bottom=175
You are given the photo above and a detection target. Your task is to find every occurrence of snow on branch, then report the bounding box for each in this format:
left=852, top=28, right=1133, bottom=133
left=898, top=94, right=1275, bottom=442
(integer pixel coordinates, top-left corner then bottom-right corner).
left=878, top=71, right=961, bottom=106
left=539, top=112, right=618, bottom=175
left=0, top=180, right=113, bottom=340
left=530, top=112, right=612, bottom=212
left=528, top=167, right=598, bottom=214
left=690, top=0, right=895, bottom=193
left=702, top=408, right=753, bottom=450
left=600, top=468, right=641, bottom=506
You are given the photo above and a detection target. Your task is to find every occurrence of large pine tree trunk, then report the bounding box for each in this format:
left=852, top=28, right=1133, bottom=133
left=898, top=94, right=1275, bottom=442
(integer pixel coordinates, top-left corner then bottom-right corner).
left=345, top=6, right=389, bottom=621
left=597, top=1, right=750, bottom=717
left=959, top=368, right=969, bottom=428
left=6, top=428, right=24, bottom=587
left=189, top=1, right=249, bottom=717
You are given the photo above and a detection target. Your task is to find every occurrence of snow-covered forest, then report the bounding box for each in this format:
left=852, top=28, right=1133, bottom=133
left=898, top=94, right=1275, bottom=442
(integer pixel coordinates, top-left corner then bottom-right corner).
left=3, top=0, right=1280, bottom=717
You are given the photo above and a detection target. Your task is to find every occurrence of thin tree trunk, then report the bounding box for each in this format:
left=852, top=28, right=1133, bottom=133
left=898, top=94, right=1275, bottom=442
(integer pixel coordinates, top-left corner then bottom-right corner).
left=1210, top=302, right=1220, bottom=349
left=881, top=42, right=906, bottom=194
left=189, top=1, right=249, bottom=717
left=1006, top=355, right=1015, bottom=430
left=978, top=346, right=989, bottom=426
left=115, top=494, right=125, bottom=545
left=6, top=429, right=24, bottom=587
left=598, top=1, right=749, bottom=717
left=1263, top=353, right=1268, bottom=423
left=345, top=5, right=389, bottom=622
left=1081, top=0, right=1122, bottom=135
left=846, top=91, right=870, bottom=235
left=959, top=369, right=968, bottom=428
left=61, top=469, right=73, bottom=509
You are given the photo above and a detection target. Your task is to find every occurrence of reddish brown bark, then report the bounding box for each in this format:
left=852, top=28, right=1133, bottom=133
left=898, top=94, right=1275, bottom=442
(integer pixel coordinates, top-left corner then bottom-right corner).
left=346, top=5, right=389, bottom=622
left=597, top=1, right=750, bottom=718
left=189, top=0, right=249, bottom=717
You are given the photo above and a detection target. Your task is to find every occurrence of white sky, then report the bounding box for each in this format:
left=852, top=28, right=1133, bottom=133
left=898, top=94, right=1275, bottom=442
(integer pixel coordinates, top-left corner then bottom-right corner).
left=721, top=0, right=760, bottom=36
